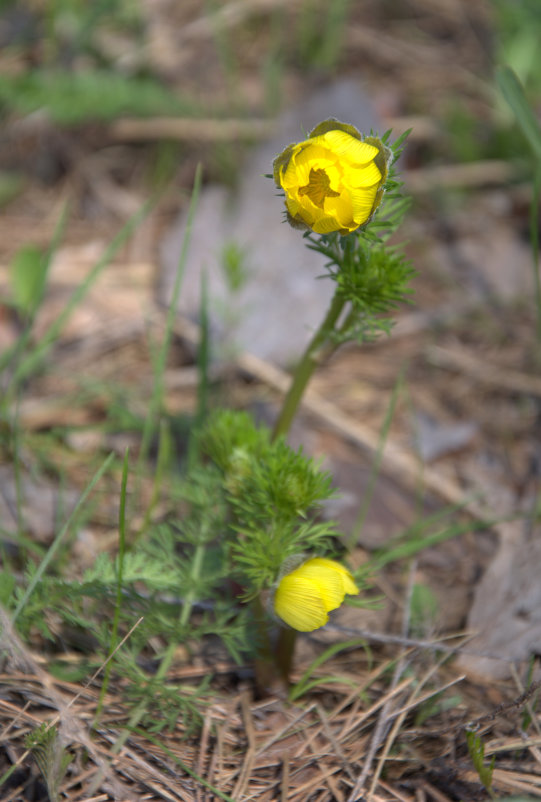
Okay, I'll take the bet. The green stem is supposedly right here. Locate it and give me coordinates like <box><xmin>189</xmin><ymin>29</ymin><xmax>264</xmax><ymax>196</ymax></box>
<box><xmin>268</xmin><ymin>287</ymin><xmax>348</xmax><ymax>687</ymax></box>
<box><xmin>253</xmin><ymin>599</ymin><xmax>296</xmax><ymax>693</ymax></box>
<box><xmin>252</xmin><ymin>594</ymin><xmax>279</xmax><ymax>695</ymax></box>
<box><xmin>275</xmin><ymin>626</ymin><xmax>296</xmax><ymax>685</ymax></box>
<box><xmin>531</xmin><ymin>163</ymin><xmax>541</xmax><ymax>343</ymax></box>
<box><xmin>272</xmin><ymin>288</ymin><xmax>347</xmax><ymax>441</ymax></box>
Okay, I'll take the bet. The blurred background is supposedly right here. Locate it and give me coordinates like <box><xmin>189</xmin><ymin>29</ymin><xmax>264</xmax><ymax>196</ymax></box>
<box><xmin>1</xmin><ymin>0</ymin><xmax>541</xmax><ymax>676</ymax></box>
<box><xmin>0</xmin><ymin>0</ymin><xmax>538</xmax><ymax>249</ymax></box>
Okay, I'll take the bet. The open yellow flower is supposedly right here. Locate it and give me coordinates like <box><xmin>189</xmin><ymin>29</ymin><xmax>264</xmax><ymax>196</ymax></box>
<box><xmin>273</xmin><ymin>119</ymin><xmax>390</xmax><ymax>235</ymax></box>
<box><xmin>273</xmin><ymin>557</ymin><xmax>359</xmax><ymax>632</ymax></box>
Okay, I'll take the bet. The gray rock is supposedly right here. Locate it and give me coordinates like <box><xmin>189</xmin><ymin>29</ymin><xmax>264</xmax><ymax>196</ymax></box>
<box><xmin>457</xmin><ymin>520</ymin><xmax>541</xmax><ymax>680</ymax></box>
<box><xmin>159</xmin><ymin>80</ymin><xmax>380</xmax><ymax>365</ymax></box>
<box><xmin>411</xmin><ymin>411</ymin><xmax>478</xmax><ymax>462</ymax></box>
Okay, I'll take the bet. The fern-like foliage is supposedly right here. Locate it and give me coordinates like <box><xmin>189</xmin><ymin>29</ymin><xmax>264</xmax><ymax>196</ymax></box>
<box><xmin>25</xmin><ymin>723</ymin><xmax>72</xmax><ymax>802</ymax></box>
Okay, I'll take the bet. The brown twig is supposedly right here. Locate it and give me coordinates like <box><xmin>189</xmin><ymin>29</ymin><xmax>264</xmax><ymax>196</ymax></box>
<box><xmin>110</xmin><ymin>117</ymin><xmax>273</xmax><ymax>143</ymax></box>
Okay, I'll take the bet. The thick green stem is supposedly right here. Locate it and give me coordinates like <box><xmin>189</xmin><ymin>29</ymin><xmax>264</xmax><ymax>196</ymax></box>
<box><xmin>275</xmin><ymin>626</ymin><xmax>296</xmax><ymax>686</ymax></box>
<box><xmin>252</xmin><ymin>594</ymin><xmax>279</xmax><ymax>695</ymax></box>
<box><xmin>531</xmin><ymin>164</ymin><xmax>541</xmax><ymax>343</ymax></box>
<box><xmin>272</xmin><ymin>289</ymin><xmax>347</xmax><ymax>441</ymax></box>
<box><xmin>253</xmin><ymin>600</ymin><xmax>296</xmax><ymax>693</ymax></box>
<box><xmin>268</xmin><ymin>288</ymin><xmax>348</xmax><ymax>687</ymax></box>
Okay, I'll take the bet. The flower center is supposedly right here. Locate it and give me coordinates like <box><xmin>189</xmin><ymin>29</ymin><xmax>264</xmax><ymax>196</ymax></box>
<box><xmin>299</xmin><ymin>167</ymin><xmax>340</xmax><ymax>209</ymax></box>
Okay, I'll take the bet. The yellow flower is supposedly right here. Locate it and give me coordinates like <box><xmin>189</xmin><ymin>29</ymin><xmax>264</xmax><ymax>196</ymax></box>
<box><xmin>273</xmin><ymin>119</ymin><xmax>390</xmax><ymax>235</ymax></box>
<box><xmin>273</xmin><ymin>557</ymin><xmax>359</xmax><ymax>632</ymax></box>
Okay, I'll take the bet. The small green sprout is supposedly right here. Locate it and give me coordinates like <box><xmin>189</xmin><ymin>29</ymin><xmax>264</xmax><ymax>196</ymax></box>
<box><xmin>466</xmin><ymin>727</ymin><xmax>496</xmax><ymax>798</ymax></box>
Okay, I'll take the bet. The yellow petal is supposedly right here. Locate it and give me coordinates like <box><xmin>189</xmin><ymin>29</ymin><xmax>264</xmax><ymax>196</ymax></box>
<box><xmin>312</xmin><ymin>214</ymin><xmax>344</xmax><ymax>234</ymax></box>
<box><xmin>293</xmin><ymin>143</ymin><xmax>335</xmax><ymax>171</ymax></box>
<box><xmin>281</xmin><ymin>145</ymin><xmax>333</xmax><ymax>191</ymax></box>
<box><xmin>343</xmin><ymin>160</ymin><xmax>382</xmax><ymax>189</ymax></box>
<box><xmin>274</xmin><ymin>575</ymin><xmax>329</xmax><ymax>631</ymax></box>
<box><xmin>304</xmin><ymin>557</ymin><xmax>359</xmax><ymax>596</ymax></box>
<box><xmin>324</xmin><ymin>191</ymin><xmax>354</xmax><ymax>229</ymax></box>
<box><xmin>275</xmin><ymin>124</ymin><xmax>387</xmax><ymax>234</ymax></box>
<box><xmin>292</xmin><ymin>565</ymin><xmax>345</xmax><ymax>611</ymax></box>
<box><xmin>349</xmin><ymin>184</ymin><xmax>379</xmax><ymax>225</ymax></box>
<box><xmin>285</xmin><ymin>195</ymin><xmax>318</xmax><ymax>228</ymax></box>
<box><xmin>281</xmin><ymin>157</ymin><xmax>310</xmax><ymax>189</ymax></box>
<box><xmin>316</xmin><ymin>130</ymin><xmax>379</xmax><ymax>165</ymax></box>
<box><xmin>323</xmin><ymin>162</ymin><xmax>343</xmax><ymax>190</ymax></box>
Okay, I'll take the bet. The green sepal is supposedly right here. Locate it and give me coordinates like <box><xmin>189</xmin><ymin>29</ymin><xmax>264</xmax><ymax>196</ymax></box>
<box><xmin>363</xmin><ymin>135</ymin><xmax>392</xmax><ymax>218</ymax></box>
<box><xmin>285</xmin><ymin>208</ymin><xmax>311</xmax><ymax>231</ymax></box>
<box><xmin>273</xmin><ymin>142</ymin><xmax>297</xmax><ymax>186</ymax></box>
<box><xmin>308</xmin><ymin>118</ymin><xmax>362</xmax><ymax>141</ymax></box>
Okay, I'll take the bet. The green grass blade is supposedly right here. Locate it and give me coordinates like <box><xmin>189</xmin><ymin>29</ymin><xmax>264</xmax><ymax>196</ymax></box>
<box><xmin>94</xmin><ymin>448</ymin><xmax>130</xmax><ymax>726</ymax></box>
<box><xmin>196</xmin><ymin>270</ymin><xmax>210</xmax><ymax>426</ymax></box>
<box><xmin>497</xmin><ymin>66</ymin><xmax>541</xmax><ymax>341</ymax></box>
<box><xmin>139</xmin><ymin>164</ymin><xmax>202</xmax><ymax>468</ymax></box>
<box><xmin>370</xmin><ymin>512</ymin><xmax>492</xmax><ymax>571</ymax></box>
<box><xmin>11</xmin><ymin>246</ymin><xmax>49</xmax><ymax>319</ymax></box>
<box><xmin>289</xmin><ymin>638</ymin><xmax>366</xmax><ymax>702</ymax></box>
<box><xmin>0</xmin><ymin>525</ymin><xmax>45</xmax><ymax>559</ymax></box>
<box><xmin>531</xmin><ymin>165</ymin><xmax>541</xmax><ymax>341</ymax></box>
<box><xmin>12</xmin><ymin>451</ymin><xmax>115</xmax><ymax>624</ymax></box>
<box><xmin>187</xmin><ymin>269</ymin><xmax>210</xmax><ymax>469</ymax></box>
<box><xmin>496</xmin><ymin>65</ymin><xmax>541</xmax><ymax>161</ymax></box>
<box><xmin>10</xmin><ymin>199</ymin><xmax>153</xmax><ymax>389</ymax></box>
<box><xmin>137</xmin><ymin>417</ymin><xmax>171</xmax><ymax>537</ymax></box>
<box><xmin>290</xmin><ymin>674</ymin><xmax>357</xmax><ymax>700</ymax></box>
<box><xmin>0</xmin><ymin>202</ymin><xmax>67</xmax><ymax>380</ymax></box>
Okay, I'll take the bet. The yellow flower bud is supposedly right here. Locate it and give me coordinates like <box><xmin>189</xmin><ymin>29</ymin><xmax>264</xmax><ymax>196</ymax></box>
<box><xmin>273</xmin><ymin>119</ymin><xmax>390</xmax><ymax>235</ymax></box>
<box><xmin>273</xmin><ymin>557</ymin><xmax>359</xmax><ymax>632</ymax></box>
